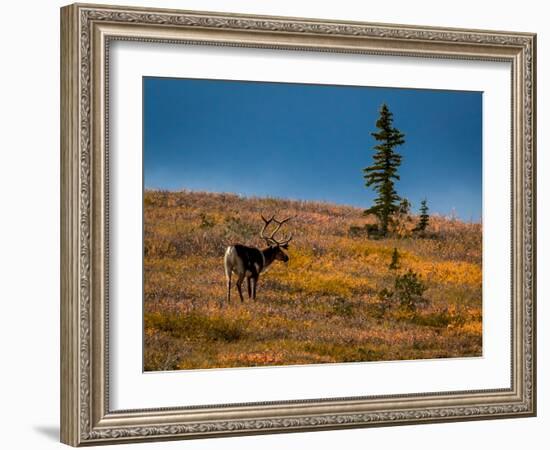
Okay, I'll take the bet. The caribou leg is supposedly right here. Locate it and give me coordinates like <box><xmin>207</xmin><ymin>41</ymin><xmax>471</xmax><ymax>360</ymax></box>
<box><xmin>236</xmin><ymin>273</ymin><xmax>245</xmax><ymax>303</ymax></box>
<box><xmin>246</xmin><ymin>277</ymin><xmax>252</xmax><ymax>299</ymax></box>
<box><xmin>225</xmin><ymin>271</ymin><xmax>232</xmax><ymax>303</ymax></box>
<box><xmin>251</xmin><ymin>277</ymin><xmax>258</xmax><ymax>300</ymax></box>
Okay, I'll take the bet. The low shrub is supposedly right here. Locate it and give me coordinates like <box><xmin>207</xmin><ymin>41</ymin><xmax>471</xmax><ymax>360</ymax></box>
<box><xmin>366</xmin><ymin>223</ymin><xmax>382</xmax><ymax>239</ymax></box>
<box><xmin>348</xmin><ymin>224</ymin><xmax>369</xmax><ymax>238</ymax></box>
<box><xmin>145</xmin><ymin>311</ymin><xmax>247</xmax><ymax>342</ymax></box>
<box><xmin>394</xmin><ymin>269</ymin><xmax>428</xmax><ymax>312</ymax></box>
<box><xmin>332</xmin><ymin>297</ymin><xmax>354</xmax><ymax>318</ymax></box>
<box><xmin>374</xmin><ymin>269</ymin><xmax>428</xmax><ymax>316</ymax></box>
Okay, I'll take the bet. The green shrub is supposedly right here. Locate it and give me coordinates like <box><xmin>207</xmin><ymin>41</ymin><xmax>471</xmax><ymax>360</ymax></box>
<box><xmin>410</xmin><ymin>308</ymin><xmax>467</xmax><ymax>329</ymax></box>
<box><xmin>348</xmin><ymin>225</ymin><xmax>368</xmax><ymax>238</ymax></box>
<box><xmin>375</xmin><ymin>269</ymin><xmax>428</xmax><ymax>316</ymax></box>
<box><xmin>332</xmin><ymin>297</ymin><xmax>354</xmax><ymax>318</ymax></box>
<box><xmin>224</xmin><ymin>216</ymin><xmax>257</xmax><ymax>242</ymax></box>
<box><xmin>365</xmin><ymin>223</ymin><xmax>382</xmax><ymax>239</ymax></box>
<box><xmin>394</xmin><ymin>269</ymin><xmax>427</xmax><ymax>311</ymax></box>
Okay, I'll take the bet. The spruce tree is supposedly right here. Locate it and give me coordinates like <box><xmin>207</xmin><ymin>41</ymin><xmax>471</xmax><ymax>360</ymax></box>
<box><xmin>388</xmin><ymin>247</ymin><xmax>400</xmax><ymax>270</ymax></box>
<box><xmin>415</xmin><ymin>199</ymin><xmax>430</xmax><ymax>232</ymax></box>
<box><xmin>363</xmin><ymin>104</ymin><xmax>405</xmax><ymax>235</ymax></box>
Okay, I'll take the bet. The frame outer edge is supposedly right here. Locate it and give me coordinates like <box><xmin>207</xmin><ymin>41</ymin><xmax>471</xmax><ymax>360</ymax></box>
<box><xmin>529</xmin><ymin>33</ymin><xmax>536</xmax><ymax>416</ymax></box>
<box><xmin>61</xmin><ymin>4</ymin><xmax>81</xmax><ymax>447</ymax></box>
<box><xmin>62</xmin><ymin>2</ymin><xmax>536</xmax><ymax>445</ymax></box>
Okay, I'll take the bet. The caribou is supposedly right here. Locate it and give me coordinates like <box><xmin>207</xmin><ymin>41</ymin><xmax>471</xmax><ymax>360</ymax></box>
<box><xmin>224</xmin><ymin>215</ymin><xmax>293</xmax><ymax>303</ymax></box>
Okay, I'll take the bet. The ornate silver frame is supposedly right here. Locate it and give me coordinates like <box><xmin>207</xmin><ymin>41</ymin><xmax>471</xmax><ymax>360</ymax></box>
<box><xmin>60</xmin><ymin>3</ymin><xmax>536</xmax><ymax>446</ymax></box>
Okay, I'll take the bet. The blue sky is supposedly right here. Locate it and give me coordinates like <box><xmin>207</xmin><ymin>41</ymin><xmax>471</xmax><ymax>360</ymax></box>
<box><xmin>143</xmin><ymin>77</ymin><xmax>482</xmax><ymax>221</ymax></box>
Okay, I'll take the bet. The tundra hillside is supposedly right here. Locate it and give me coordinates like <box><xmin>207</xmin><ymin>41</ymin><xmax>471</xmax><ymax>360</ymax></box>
<box><xmin>144</xmin><ymin>190</ymin><xmax>482</xmax><ymax>371</ymax></box>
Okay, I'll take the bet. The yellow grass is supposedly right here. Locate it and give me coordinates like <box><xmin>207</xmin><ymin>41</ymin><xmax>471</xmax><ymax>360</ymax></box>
<box><xmin>144</xmin><ymin>190</ymin><xmax>482</xmax><ymax>371</ymax></box>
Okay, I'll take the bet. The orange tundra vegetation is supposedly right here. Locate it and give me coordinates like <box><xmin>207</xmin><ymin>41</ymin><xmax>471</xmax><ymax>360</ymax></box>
<box><xmin>144</xmin><ymin>190</ymin><xmax>482</xmax><ymax>371</ymax></box>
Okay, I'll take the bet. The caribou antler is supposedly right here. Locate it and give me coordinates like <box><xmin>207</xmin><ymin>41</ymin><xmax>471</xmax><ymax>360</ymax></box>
<box><xmin>260</xmin><ymin>214</ymin><xmax>293</xmax><ymax>246</ymax></box>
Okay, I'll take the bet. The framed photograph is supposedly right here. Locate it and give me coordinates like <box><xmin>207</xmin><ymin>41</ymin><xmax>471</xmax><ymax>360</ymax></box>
<box><xmin>60</xmin><ymin>3</ymin><xmax>536</xmax><ymax>446</ymax></box>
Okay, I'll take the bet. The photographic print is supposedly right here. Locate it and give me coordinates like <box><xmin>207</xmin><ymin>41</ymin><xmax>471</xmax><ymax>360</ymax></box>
<box><xmin>143</xmin><ymin>77</ymin><xmax>482</xmax><ymax>371</ymax></box>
